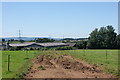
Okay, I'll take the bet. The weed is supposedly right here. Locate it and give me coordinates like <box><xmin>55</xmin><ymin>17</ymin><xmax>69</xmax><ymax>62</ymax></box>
<box><xmin>38</xmin><ymin>66</ymin><xmax>46</xmax><ymax>70</ymax></box>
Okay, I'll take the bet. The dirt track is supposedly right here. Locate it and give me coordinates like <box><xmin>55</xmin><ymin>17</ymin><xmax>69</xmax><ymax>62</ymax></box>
<box><xmin>24</xmin><ymin>54</ymin><xmax>116</xmax><ymax>78</ymax></box>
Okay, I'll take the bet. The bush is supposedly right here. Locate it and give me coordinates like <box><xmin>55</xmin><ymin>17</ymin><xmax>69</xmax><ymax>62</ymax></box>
<box><xmin>54</xmin><ymin>46</ymin><xmax>76</xmax><ymax>50</ymax></box>
<box><xmin>29</xmin><ymin>47</ymin><xmax>34</xmax><ymax>50</ymax></box>
<box><xmin>41</xmin><ymin>47</ymin><xmax>49</xmax><ymax>50</ymax></box>
<box><xmin>9</xmin><ymin>47</ymin><xmax>20</xmax><ymax>51</ymax></box>
<box><xmin>75</xmin><ymin>40</ymin><xmax>87</xmax><ymax>49</ymax></box>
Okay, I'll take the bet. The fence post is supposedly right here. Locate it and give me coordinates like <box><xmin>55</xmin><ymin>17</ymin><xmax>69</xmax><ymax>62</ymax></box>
<box><xmin>106</xmin><ymin>49</ymin><xmax>107</xmax><ymax>60</ymax></box>
<box><xmin>8</xmin><ymin>55</ymin><xmax>10</xmax><ymax>71</ymax></box>
<box><xmin>26</xmin><ymin>50</ymin><xmax>28</xmax><ymax>58</ymax></box>
<box><xmin>84</xmin><ymin>48</ymin><xmax>85</xmax><ymax>56</ymax></box>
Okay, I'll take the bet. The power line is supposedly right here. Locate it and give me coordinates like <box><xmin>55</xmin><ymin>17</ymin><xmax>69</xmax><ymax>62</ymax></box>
<box><xmin>18</xmin><ymin>30</ymin><xmax>21</xmax><ymax>41</ymax></box>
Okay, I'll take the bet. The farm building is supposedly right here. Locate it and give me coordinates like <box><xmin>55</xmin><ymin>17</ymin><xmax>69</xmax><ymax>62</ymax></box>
<box><xmin>0</xmin><ymin>42</ymin><xmax>76</xmax><ymax>50</ymax></box>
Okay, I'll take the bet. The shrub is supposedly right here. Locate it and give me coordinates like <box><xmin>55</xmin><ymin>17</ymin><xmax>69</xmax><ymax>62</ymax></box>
<box><xmin>54</xmin><ymin>46</ymin><xmax>76</xmax><ymax>50</ymax></box>
<box><xmin>29</xmin><ymin>47</ymin><xmax>34</xmax><ymax>50</ymax></box>
<box><xmin>9</xmin><ymin>47</ymin><xmax>20</xmax><ymax>51</ymax></box>
<box><xmin>41</xmin><ymin>47</ymin><xmax>49</xmax><ymax>50</ymax></box>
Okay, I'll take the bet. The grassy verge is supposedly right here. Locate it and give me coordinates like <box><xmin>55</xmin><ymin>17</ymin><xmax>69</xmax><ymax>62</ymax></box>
<box><xmin>59</xmin><ymin>50</ymin><xmax>119</xmax><ymax>77</ymax></box>
<box><xmin>2</xmin><ymin>50</ymin><xmax>43</xmax><ymax>78</ymax></box>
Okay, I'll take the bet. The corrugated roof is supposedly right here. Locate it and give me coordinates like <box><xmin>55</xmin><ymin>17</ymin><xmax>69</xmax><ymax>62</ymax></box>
<box><xmin>65</xmin><ymin>43</ymin><xmax>76</xmax><ymax>47</ymax></box>
<box><xmin>36</xmin><ymin>43</ymin><xmax>68</xmax><ymax>47</ymax></box>
<box><xmin>9</xmin><ymin>42</ymin><xmax>76</xmax><ymax>47</ymax></box>
<box><xmin>9</xmin><ymin>42</ymin><xmax>36</xmax><ymax>47</ymax></box>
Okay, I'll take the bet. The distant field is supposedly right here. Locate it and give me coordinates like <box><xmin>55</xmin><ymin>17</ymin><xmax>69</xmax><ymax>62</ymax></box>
<box><xmin>2</xmin><ymin>50</ymin><xmax>119</xmax><ymax>78</ymax></box>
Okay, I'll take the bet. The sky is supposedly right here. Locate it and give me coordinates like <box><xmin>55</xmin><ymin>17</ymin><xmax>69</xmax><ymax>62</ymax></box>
<box><xmin>2</xmin><ymin>2</ymin><xmax>118</xmax><ymax>38</ymax></box>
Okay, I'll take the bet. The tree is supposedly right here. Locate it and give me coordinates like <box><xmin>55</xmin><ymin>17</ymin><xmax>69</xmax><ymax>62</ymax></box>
<box><xmin>75</xmin><ymin>40</ymin><xmax>87</xmax><ymax>49</ymax></box>
<box><xmin>97</xmin><ymin>27</ymin><xmax>107</xmax><ymax>48</ymax></box>
<box><xmin>105</xmin><ymin>25</ymin><xmax>117</xmax><ymax>49</ymax></box>
<box><xmin>2</xmin><ymin>38</ymin><xmax>5</xmax><ymax>42</ymax></box>
<box><xmin>20</xmin><ymin>40</ymin><xmax>25</xmax><ymax>43</ymax></box>
<box><xmin>35</xmin><ymin>38</ymin><xmax>55</xmax><ymax>43</ymax></box>
<box><xmin>116</xmin><ymin>34</ymin><xmax>120</xmax><ymax>49</ymax></box>
<box><xmin>88</xmin><ymin>25</ymin><xmax>117</xmax><ymax>49</ymax></box>
<box><xmin>87</xmin><ymin>28</ymin><xmax>99</xmax><ymax>49</ymax></box>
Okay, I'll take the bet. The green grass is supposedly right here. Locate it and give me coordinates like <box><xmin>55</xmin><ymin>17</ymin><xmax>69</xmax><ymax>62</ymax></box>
<box><xmin>2</xmin><ymin>50</ymin><xmax>44</xmax><ymax>78</ymax></box>
<box><xmin>0</xmin><ymin>51</ymin><xmax>2</xmax><ymax>79</ymax></box>
<box><xmin>2</xmin><ymin>50</ymin><xmax>119</xmax><ymax>78</ymax></box>
<box><xmin>59</xmin><ymin>50</ymin><xmax>119</xmax><ymax>76</ymax></box>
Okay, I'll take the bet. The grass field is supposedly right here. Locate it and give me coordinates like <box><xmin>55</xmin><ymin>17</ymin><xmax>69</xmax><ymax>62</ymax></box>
<box><xmin>60</xmin><ymin>50</ymin><xmax>119</xmax><ymax>76</ymax></box>
<box><xmin>2</xmin><ymin>50</ymin><xmax>44</xmax><ymax>78</ymax></box>
<box><xmin>2</xmin><ymin>50</ymin><xmax>119</xmax><ymax>78</ymax></box>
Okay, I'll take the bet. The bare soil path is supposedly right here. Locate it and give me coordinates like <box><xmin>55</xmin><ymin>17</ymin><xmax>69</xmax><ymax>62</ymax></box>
<box><xmin>24</xmin><ymin>54</ymin><xmax>116</xmax><ymax>78</ymax></box>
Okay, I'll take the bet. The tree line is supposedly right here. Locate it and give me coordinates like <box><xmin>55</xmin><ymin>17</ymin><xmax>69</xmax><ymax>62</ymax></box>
<box><xmin>75</xmin><ymin>25</ymin><xmax>120</xmax><ymax>49</ymax></box>
<box><xmin>2</xmin><ymin>38</ymin><xmax>55</xmax><ymax>43</ymax></box>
